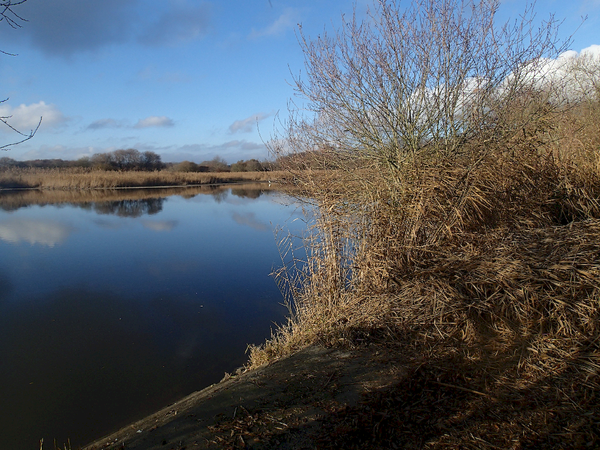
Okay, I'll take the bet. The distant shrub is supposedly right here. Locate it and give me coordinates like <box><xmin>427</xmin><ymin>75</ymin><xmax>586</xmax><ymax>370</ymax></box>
<box><xmin>199</xmin><ymin>156</ymin><xmax>230</xmax><ymax>172</ymax></box>
<box><xmin>170</xmin><ymin>161</ymin><xmax>201</xmax><ymax>172</ymax></box>
<box><xmin>231</xmin><ymin>158</ymin><xmax>264</xmax><ymax>172</ymax></box>
<box><xmin>90</xmin><ymin>149</ymin><xmax>164</xmax><ymax>171</ymax></box>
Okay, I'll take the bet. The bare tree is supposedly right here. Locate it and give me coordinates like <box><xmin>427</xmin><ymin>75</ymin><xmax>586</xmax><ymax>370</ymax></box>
<box><xmin>272</xmin><ymin>0</ymin><xmax>569</xmax><ymax>172</ymax></box>
<box><xmin>1</xmin><ymin>0</ymin><xmax>40</xmax><ymax>151</ymax></box>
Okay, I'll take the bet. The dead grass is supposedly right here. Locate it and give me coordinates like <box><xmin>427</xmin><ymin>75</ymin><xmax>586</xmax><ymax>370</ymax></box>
<box><xmin>0</xmin><ymin>168</ymin><xmax>287</xmax><ymax>190</ymax></box>
<box><xmin>248</xmin><ymin>99</ymin><xmax>600</xmax><ymax>447</ymax></box>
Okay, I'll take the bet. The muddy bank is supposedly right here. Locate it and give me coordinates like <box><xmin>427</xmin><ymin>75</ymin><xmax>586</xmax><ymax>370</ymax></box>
<box><xmin>82</xmin><ymin>345</ymin><xmax>407</xmax><ymax>450</ymax></box>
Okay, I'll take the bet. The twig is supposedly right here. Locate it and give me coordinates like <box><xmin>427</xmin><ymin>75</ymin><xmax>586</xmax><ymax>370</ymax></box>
<box><xmin>433</xmin><ymin>381</ymin><xmax>495</xmax><ymax>399</ymax></box>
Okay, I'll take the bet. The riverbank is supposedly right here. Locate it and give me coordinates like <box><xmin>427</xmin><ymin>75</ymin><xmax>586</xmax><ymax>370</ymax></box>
<box><xmin>82</xmin><ymin>344</ymin><xmax>410</xmax><ymax>450</ymax></box>
<box><xmin>83</xmin><ymin>333</ymin><xmax>600</xmax><ymax>449</ymax></box>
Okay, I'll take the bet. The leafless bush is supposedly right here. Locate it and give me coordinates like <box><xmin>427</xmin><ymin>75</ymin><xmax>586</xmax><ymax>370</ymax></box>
<box><xmin>272</xmin><ymin>0</ymin><xmax>568</xmax><ymax>174</ymax></box>
<box><xmin>257</xmin><ymin>0</ymin><xmax>600</xmax><ymax>393</ymax></box>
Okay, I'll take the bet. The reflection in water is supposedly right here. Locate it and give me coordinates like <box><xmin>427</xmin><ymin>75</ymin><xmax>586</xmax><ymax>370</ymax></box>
<box><xmin>0</xmin><ymin>183</ymin><xmax>273</xmax><ymax>213</ymax></box>
<box><xmin>93</xmin><ymin>217</ymin><xmax>126</xmax><ymax>229</ymax></box>
<box><xmin>142</xmin><ymin>219</ymin><xmax>178</xmax><ymax>232</ymax></box>
<box><xmin>210</xmin><ymin>189</ymin><xmax>229</xmax><ymax>203</ymax></box>
<box><xmin>232</xmin><ymin>212</ymin><xmax>270</xmax><ymax>231</ymax></box>
<box><xmin>231</xmin><ymin>187</ymin><xmax>263</xmax><ymax>199</ymax></box>
<box><xmin>91</xmin><ymin>198</ymin><xmax>165</xmax><ymax>217</ymax></box>
<box><xmin>0</xmin><ymin>185</ymin><xmax>302</xmax><ymax>450</ymax></box>
<box><xmin>0</xmin><ymin>287</ymin><xmax>257</xmax><ymax>450</ymax></box>
<box><xmin>0</xmin><ymin>219</ymin><xmax>74</xmax><ymax>246</ymax></box>
<box><xmin>0</xmin><ymin>273</ymin><xmax>13</xmax><ymax>302</ymax></box>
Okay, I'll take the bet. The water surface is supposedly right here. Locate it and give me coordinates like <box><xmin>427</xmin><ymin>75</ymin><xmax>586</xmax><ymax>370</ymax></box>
<box><xmin>0</xmin><ymin>185</ymin><xmax>304</xmax><ymax>450</ymax></box>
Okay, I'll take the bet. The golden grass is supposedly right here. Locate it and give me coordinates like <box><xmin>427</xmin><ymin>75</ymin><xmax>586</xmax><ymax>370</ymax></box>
<box><xmin>248</xmin><ymin>101</ymin><xmax>600</xmax><ymax>447</ymax></box>
<box><xmin>0</xmin><ymin>168</ymin><xmax>288</xmax><ymax>190</ymax></box>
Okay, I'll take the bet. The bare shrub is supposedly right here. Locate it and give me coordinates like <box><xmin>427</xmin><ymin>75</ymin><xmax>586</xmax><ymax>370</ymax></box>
<box><xmin>272</xmin><ymin>0</ymin><xmax>568</xmax><ymax>176</ymax></box>
<box><xmin>255</xmin><ymin>6</ymin><xmax>600</xmax><ymax>443</ymax></box>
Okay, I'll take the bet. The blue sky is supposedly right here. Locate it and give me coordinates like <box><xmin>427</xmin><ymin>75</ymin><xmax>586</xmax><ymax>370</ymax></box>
<box><xmin>0</xmin><ymin>0</ymin><xmax>599</xmax><ymax>164</ymax></box>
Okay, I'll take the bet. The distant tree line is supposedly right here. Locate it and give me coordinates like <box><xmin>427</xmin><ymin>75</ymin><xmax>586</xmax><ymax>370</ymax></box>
<box><xmin>0</xmin><ymin>156</ymin><xmax>79</xmax><ymax>169</ymax></box>
<box><xmin>0</xmin><ymin>151</ymin><xmax>278</xmax><ymax>172</ymax></box>
<box><xmin>168</xmin><ymin>156</ymin><xmax>229</xmax><ymax>173</ymax></box>
<box><xmin>0</xmin><ymin>149</ymin><xmax>164</xmax><ymax>171</ymax></box>
<box><xmin>166</xmin><ymin>156</ymin><xmax>277</xmax><ymax>172</ymax></box>
<box><xmin>86</xmin><ymin>149</ymin><xmax>164</xmax><ymax>171</ymax></box>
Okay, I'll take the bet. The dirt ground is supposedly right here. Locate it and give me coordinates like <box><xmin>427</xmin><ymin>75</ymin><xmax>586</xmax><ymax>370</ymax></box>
<box><xmin>82</xmin><ymin>345</ymin><xmax>409</xmax><ymax>450</ymax></box>
<box><xmin>82</xmin><ymin>340</ymin><xmax>600</xmax><ymax>450</ymax></box>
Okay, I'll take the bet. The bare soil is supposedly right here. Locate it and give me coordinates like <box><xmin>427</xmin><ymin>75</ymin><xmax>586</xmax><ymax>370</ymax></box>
<box><xmin>82</xmin><ymin>337</ymin><xmax>600</xmax><ymax>450</ymax></box>
<box><xmin>82</xmin><ymin>345</ymin><xmax>409</xmax><ymax>450</ymax></box>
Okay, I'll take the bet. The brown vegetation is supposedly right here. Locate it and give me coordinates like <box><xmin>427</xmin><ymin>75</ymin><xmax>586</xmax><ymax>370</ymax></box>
<box><xmin>248</xmin><ymin>0</ymin><xmax>600</xmax><ymax>447</ymax></box>
<box><xmin>0</xmin><ymin>168</ymin><xmax>287</xmax><ymax>190</ymax></box>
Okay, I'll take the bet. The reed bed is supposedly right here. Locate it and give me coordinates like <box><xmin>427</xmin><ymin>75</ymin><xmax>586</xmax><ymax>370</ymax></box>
<box><xmin>0</xmin><ymin>168</ymin><xmax>286</xmax><ymax>190</ymax></box>
<box><xmin>248</xmin><ymin>100</ymin><xmax>600</xmax><ymax>447</ymax></box>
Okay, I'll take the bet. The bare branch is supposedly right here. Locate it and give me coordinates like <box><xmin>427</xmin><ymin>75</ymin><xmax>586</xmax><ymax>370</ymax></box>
<box><xmin>1</xmin><ymin>1</ymin><xmax>40</xmax><ymax>151</ymax></box>
<box><xmin>0</xmin><ymin>114</ymin><xmax>41</xmax><ymax>151</ymax></box>
<box><xmin>272</xmin><ymin>0</ymin><xmax>572</xmax><ymax>173</ymax></box>
<box><xmin>0</xmin><ymin>0</ymin><xmax>28</xmax><ymax>29</ymax></box>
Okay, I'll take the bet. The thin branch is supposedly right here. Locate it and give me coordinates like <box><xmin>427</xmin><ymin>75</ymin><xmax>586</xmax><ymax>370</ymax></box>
<box><xmin>0</xmin><ymin>116</ymin><xmax>41</xmax><ymax>151</ymax></box>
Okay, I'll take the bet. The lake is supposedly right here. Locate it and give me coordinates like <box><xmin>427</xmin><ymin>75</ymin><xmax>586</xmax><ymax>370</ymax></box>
<box><xmin>0</xmin><ymin>184</ymin><xmax>305</xmax><ymax>450</ymax></box>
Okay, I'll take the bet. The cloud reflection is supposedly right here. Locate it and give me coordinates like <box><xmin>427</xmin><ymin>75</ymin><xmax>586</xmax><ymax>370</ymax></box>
<box><xmin>142</xmin><ymin>220</ymin><xmax>178</xmax><ymax>232</ymax></box>
<box><xmin>0</xmin><ymin>219</ymin><xmax>73</xmax><ymax>247</ymax></box>
<box><xmin>93</xmin><ymin>218</ymin><xmax>125</xmax><ymax>230</ymax></box>
<box><xmin>231</xmin><ymin>212</ymin><xmax>269</xmax><ymax>232</ymax></box>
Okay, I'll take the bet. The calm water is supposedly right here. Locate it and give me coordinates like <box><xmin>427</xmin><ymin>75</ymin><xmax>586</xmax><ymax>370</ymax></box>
<box><xmin>0</xmin><ymin>185</ymin><xmax>304</xmax><ymax>450</ymax></box>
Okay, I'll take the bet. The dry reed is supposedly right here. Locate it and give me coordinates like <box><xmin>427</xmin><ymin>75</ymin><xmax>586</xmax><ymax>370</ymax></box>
<box><xmin>248</xmin><ymin>86</ymin><xmax>600</xmax><ymax>448</ymax></box>
<box><xmin>0</xmin><ymin>168</ymin><xmax>287</xmax><ymax>190</ymax></box>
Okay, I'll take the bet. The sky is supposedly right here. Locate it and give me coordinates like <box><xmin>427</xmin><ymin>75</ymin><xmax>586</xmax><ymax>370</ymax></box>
<box><xmin>0</xmin><ymin>0</ymin><xmax>599</xmax><ymax>164</ymax></box>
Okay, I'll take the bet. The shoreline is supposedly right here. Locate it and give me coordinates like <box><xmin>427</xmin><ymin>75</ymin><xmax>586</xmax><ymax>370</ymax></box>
<box><xmin>0</xmin><ymin>169</ymin><xmax>290</xmax><ymax>191</ymax></box>
<box><xmin>0</xmin><ymin>179</ymin><xmax>275</xmax><ymax>192</ymax></box>
<box><xmin>81</xmin><ymin>344</ymin><xmax>407</xmax><ymax>450</ymax></box>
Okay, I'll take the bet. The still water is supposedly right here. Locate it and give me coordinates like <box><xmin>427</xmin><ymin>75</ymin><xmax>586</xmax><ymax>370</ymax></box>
<box><xmin>0</xmin><ymin>184</ymin><xmax>304</xmax><ymax>450</ymax></box>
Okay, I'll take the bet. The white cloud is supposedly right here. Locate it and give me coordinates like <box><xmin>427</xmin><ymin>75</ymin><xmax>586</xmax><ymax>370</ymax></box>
<box><xmin>581</xmin><ymin>44</ymin><xmax>600</xmax><ymax>57</ymax></box>
<box><xmin>134</xmin><ymin>116</ymin><xmax>175</xmax><ymax>129</ymax></box>
<box><xmin>249</xmin><ymin>8</ymin><xmax>298</xmax><ymax>39</ymax></box>
<box><xmin>16</xmin><ymin>144</ymin><xmax>113</xmax><ymax>161</ymax></box>
<box><xmin>515</xmin><ymin>45</ymin><xmax>600</xmax><ymax>103</ymax></box>
<box><xmin>0</xmin><ymin>101</ymin><xmax>67</xmax><ymax>133</ymax></box>
<box><xmin>229</xmin><ymin>112</ymin><xmax>272</xmax><ymax>133</ymax></box>
<box><xmin>87</xmin><ymin>118</ymin><xmax>127</xmax><ymax>130</ymax></box>
<box><xmin>583</xmin><ymin>0</ymin><xmax>600</xmax><ymax>9</ymax></box>
<box><xmin>87</xmin><ymin>115</ymin><xmax>176</xmax><ymax>130</ymax></box>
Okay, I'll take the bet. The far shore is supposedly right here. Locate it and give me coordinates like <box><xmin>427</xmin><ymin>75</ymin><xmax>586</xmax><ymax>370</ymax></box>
<box><xmin>0</xmin><ymin>168</ymin><xmax>291</xmax><ymax>191</ymax></box>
